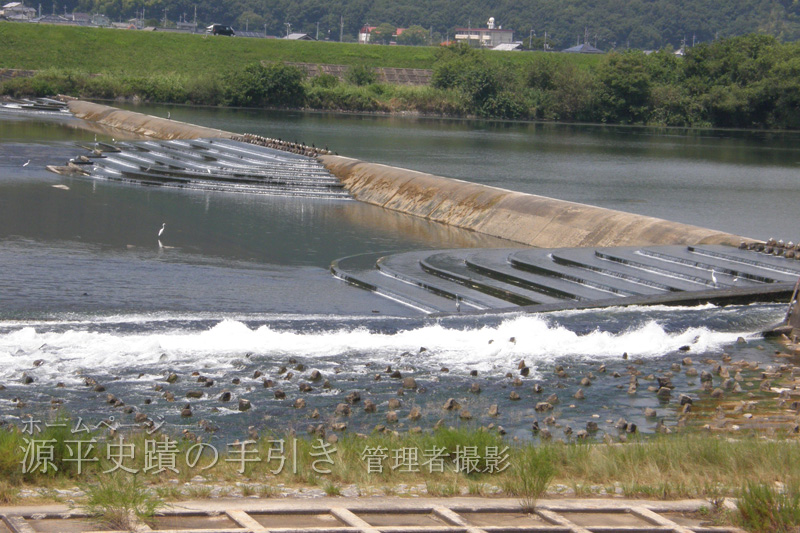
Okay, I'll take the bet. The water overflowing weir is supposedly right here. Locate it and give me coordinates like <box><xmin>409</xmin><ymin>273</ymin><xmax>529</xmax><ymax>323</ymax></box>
<box><xmin>48</xmin><ymin>138</ymin><xmax>351</xmax><ymax>199</ymax></box>
<box><xmin>56</xmin><ymin>99</ymin><xmax>800</xmax><ymax>319</ymax></box>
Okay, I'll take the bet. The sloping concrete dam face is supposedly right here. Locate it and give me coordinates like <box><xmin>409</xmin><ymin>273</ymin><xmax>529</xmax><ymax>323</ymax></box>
<box><xmin>67</xmin><ymin>100</ymin><xmax>748</xmax><ymax>248</ymax></box>
<box><xmin>68</xmin><ymin>100</ymin><xmax>235</xmax><ymax>140</ymax></box>
<box><xmin>319</xmin><ymin>155</ymin><xmax>750</xmax><ymax>248</ymax></box>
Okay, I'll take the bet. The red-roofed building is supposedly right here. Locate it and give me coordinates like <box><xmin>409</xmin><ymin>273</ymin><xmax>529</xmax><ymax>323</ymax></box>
<box><xmin>359</xmin><ymin>25</ymin><xmax>406</xmax><ymax>44</ymax></box>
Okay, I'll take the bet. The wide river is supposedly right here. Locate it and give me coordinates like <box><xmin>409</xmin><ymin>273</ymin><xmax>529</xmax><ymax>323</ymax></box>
<box><xmin>1</xmin><ymin>105</ymin><xmax>798</xmax><ymax>448</ymax></box>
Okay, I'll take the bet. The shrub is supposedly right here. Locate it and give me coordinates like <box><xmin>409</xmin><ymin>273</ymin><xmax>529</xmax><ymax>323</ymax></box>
<box><xmin>311</xmin><ymin>73</ymin><xmax>339</xmax><ymax>88</ymax></box>
<box><xmin>345</xmin><ymin>64</ymin><xmax>378</xmax><ymax>86</ymax></box>
<box><xmin>226</xmin><ymin>62</ymin><xmax>306</xmax><ymax>108</ymax></box>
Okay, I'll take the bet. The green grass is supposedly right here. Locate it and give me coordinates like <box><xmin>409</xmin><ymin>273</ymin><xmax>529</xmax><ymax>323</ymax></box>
<box><xmin>2</xmin><ymin>416</ymin><xmax>800</xmax><ymax>506</ymax></box>
<box><xmin>81</xmin><ymin>473</ymin><xmax>164</xmax><ymax>530</ymax></box>
<box><xmin>0</xmin><ymin>21</ymin><xmax>599</xmax><ymax>78</ymax></box>
<box><xmin>736</xmin><ymin>481</ymin><xmax>800</xmax><ymax>532</ymax></box>
<box><xmin>503</xmin><ymin>446</ymin><xmax>556</xmax><ymax>512</ymax></box>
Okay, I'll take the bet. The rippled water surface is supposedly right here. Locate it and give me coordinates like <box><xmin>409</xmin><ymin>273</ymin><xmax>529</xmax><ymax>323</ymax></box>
<box><xmin>0</xmin><ymin>107</ymin><xmax>796</xmax><ymax>442</ymax></box>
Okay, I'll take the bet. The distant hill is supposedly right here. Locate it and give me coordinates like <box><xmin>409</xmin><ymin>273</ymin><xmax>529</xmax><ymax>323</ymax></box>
<box><xmin>61</xmin><ymin>0</ymin><xmax>800</xmax><ymax>49</ymax></box>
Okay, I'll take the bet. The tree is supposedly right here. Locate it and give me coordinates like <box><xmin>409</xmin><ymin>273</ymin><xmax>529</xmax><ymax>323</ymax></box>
<box><xmin>370</xmin><ymin>23</ymin><xmax>396</xmax><ymax>44</ymax></box>
<box><xmin>397</xmin><ymin>25</ymin><xmax>428</xmax><ymax>46</ymax></box>
<box><xmin>235</xmin><ymin>11</ymin><xmax>265</xmax><ymax>32</ymax></box>
<box><xmin>595</xmin><ymin>51</ymin><xmax>652</xmax><ymax>123</ymax></box>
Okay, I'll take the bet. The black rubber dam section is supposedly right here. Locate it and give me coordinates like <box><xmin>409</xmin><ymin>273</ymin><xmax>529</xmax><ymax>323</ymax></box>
<box><xmin>47</xmin><ymin>138</ymin><xmax>351</xmax><ymax>199</ymax></box>
<box><xmin>331</xmin><ymin>244</ymin><xmax>800</xmax><ymax>314</ymax></box>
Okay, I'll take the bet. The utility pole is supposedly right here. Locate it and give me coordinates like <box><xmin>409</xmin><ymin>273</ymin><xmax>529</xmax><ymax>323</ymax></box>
<box><xmin>163</xmin><ymin>7</ymin><xmax>167</xmax><ymax>28</ymax></box>
<box><xmin>316</xmin><ymin>21</ymin><xmax>319</xmax><ymax>40</ymax></box>
<box><xmin>339</xmin><ymin>15</ymin><xmax>343</xmax><ymax>42</ymax></box>
<box><xmin>246</xmin><ymin>18</ymin><xmax>248</xmax><ymax>31</ymax></box>
<box><xmin>544</xmin><ymin>31</ymin><xmax>547</xmax><ymax>51</ymax></box>
<box><xmin>529</xmin><ymin>29</ymin><xmax>533</xmax><ymax>49</ymax></box>
<box><xmin>193</xmin><ymin>6</ymin><xmax>196</xmax><ymax>28</ymax></box>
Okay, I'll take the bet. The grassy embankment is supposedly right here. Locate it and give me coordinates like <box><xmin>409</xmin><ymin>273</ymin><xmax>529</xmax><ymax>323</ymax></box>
<box><xmin>4</xmin><ymin>23</ymin><xmax>800</xmax><ymax>128</ymax></box>
<box><xmin>0</xmin><ymin>21</ymin><xmax>598</xmax><ymax>117</ymax></box>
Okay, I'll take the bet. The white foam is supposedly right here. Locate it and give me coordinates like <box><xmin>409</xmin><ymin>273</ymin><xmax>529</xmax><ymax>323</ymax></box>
<box><xmin>0</xmin><ymin>314</ymin><xmax>758</xmax><ymax>383</ymax></box>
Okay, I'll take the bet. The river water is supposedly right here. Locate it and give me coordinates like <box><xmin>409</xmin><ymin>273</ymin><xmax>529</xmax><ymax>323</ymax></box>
<box><xmin>1</xmin><ymin>106</ymin><xmax>798</xmax><ymax>448</ymax></box>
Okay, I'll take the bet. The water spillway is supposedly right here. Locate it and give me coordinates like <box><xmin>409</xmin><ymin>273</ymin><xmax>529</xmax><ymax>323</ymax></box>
<box><xmin>49</xmin><ymin>138</ymin><xmax>350</xmax><ymax>199</ymax></box>
<box><xmin>332</xmin><ymin>244</ymin><xmax>800</xmax><ymax>314</ymax></box>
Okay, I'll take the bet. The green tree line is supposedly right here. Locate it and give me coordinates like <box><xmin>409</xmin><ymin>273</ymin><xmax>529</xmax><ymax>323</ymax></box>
<box><xmin>35</xmin><ymin>0</ymin><xmax>800</xmax><ymax>49</ymax></box>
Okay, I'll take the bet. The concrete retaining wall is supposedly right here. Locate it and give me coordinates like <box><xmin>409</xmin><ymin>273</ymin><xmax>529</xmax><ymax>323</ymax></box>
<box><xmin>319</xmin><ymin>155</ymin><xmax>750</xmax><ymax>248</ymax></box>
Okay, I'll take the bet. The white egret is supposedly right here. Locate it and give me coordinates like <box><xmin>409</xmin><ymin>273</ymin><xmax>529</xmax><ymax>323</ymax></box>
<box><xmin>22</xmin><ymin>159</ymin><xmax>30</xmax><ymax>167</ymax></box>
<box><xmin>711</xmin><ymin>269</ymin><xmax>718</xmax><ymax>287</ymax></box>
<box><xmin>158</xmin><ymin>223</ymin><xmax>166</xmax><ymax>237</ymax></box>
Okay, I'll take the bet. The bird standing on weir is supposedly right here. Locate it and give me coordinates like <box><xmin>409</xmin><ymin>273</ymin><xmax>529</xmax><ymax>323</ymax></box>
<box><xmin>158</xmin><ymin>223</ymin><xmax>166</xmax><ymax>237</ymax></box>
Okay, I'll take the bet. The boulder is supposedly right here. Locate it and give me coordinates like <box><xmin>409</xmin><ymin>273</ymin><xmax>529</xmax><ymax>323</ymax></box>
<box><xmin>443</xmin><ymin>398</ymin><xmax>460</xmax><ymax>411</ymax></box>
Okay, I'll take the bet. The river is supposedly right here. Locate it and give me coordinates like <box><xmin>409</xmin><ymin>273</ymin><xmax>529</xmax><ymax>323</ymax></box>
<box><xmin>0</xmin><ymin>105</ymin><xmax>797</xmax><ymax>447</ymax></box>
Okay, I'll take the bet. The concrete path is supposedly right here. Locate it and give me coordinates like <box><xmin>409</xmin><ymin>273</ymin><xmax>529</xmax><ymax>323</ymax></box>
<box><xmin>0</xmin><ymin>496</ymin><xmax>740</xmax><ymax>532</ymax></box>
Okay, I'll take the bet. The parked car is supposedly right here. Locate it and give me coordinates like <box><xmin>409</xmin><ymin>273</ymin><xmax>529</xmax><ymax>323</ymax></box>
<box><xmin>206</xmin><ymin>24</ymin><xmax>235</xmax><ymax>36</ymax></box>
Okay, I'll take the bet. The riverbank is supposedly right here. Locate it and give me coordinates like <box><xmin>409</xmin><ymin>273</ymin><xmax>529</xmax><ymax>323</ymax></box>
<box><xmin>2</xmin><ymin>23</ymin><xmax>799</xmax><ymax>128</ymax></box>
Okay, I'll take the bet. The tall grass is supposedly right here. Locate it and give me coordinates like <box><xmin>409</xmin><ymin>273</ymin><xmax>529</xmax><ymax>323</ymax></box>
<box><xmin>736</xmin><ymin>481</ymin><xmax>800</xmax><ymax>532</ymax></box>
<box><xmin>81</xmin><ymin>472</ymin><xmax>164</xmax><ymax>530</ymax></box>
<box><xmin>503</xmin><ymin>446</ymin><xmax>555</xmax><ymax>512</ymax></box>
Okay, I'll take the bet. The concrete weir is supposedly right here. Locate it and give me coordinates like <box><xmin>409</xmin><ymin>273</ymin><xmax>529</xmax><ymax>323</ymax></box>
<box><xmin>319</xmin><ymin>155</ymin><xmax>750</xmax><ymax>249</ymax></box>
<box><xmin>68</xmin><ymin>100</ymin><xmax>236</xmax><ymax>140</ymax></box>
<box><xmin>67</xmin><ymin>100</ymin><xmax>750</xmax><ymax>248</ymax></box>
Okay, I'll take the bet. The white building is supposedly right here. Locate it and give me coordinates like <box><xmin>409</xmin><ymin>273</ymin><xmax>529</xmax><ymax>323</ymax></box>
<box><xmin>454</xmin><ymin>17</ymin><xmax>514</xmax><ymax>48</ymax></box>
<box><xmin>2</xmin><ymin>2</ymin><xmax>36</xmax><ymax>20</ymax></box>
